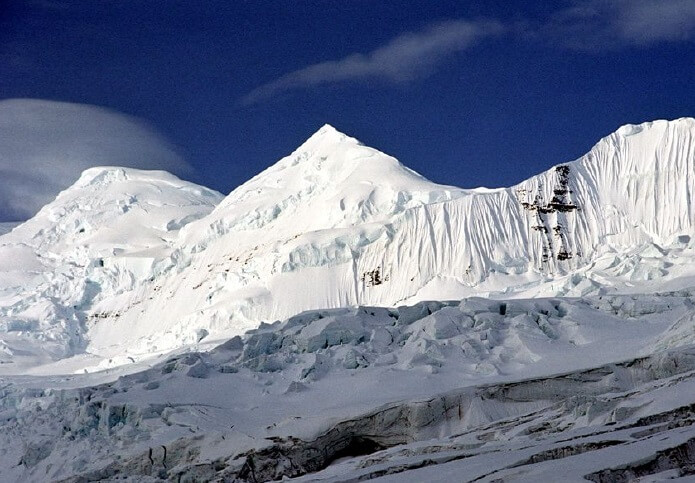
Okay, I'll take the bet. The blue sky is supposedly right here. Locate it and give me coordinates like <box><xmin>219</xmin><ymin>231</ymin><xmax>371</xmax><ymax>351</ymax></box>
<box><xmin>1</xmin><ymin>0</ymin><xmax>694</xmax><ymax>220</ymax></box>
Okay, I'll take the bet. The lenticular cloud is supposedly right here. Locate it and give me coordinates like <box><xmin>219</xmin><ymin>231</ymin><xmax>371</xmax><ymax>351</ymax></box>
<box><xmin>0</xmin><ymin>98</ymin><xmax>190</xmax><ymax>220</ymax></box>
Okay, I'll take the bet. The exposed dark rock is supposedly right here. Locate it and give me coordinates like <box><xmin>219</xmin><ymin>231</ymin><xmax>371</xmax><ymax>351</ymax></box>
<box><xmin>362</xmin><ymin>267</ymin><xmax>383</xmax><ymax>287</ymax></box>
<box><xmin>585</xmin><ymin>437</ymin><xmax>695</xmax><ymax>482</ymax></box>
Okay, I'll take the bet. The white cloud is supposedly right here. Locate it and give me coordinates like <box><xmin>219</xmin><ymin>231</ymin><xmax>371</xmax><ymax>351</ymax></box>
<box><xmin>616</xmin><ymin>0</ymin><xmax>695</xmax><ymax>44</ymax></box>
<box><xmin>242</xmin><ymin>4</ymin><xmax>694</xmax><ymax>104</ymax></box>
<box><xmin>0</xmin><ymin>99</ymin><xmax>191</xmax><ymax>221</ymax></box>
<box><xmin>546</xmin><ymin>0</ymin><xmax>695</xmax><ymax>49</ymax></box>
<box><xmin>241</xmin><ymin>19</ymin><xmax>503</xmax><ymax>104</ymax></box>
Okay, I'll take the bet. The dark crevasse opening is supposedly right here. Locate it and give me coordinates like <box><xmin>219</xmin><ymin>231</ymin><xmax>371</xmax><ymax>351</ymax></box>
<box><xmin>326</xmin><ymin>436</ymin><xmax>387</xmax><ymax>466</ymax></box>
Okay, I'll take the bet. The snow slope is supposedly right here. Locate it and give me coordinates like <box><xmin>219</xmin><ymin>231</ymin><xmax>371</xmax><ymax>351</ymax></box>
<box><xmin>1</xmin><ymin>118</ymin><xmax>695</xmax><ymax>481</ymax></box>
<box><xmin>1</xmin><ymin>118</ymin><xmax>695</xmax><ymax>370</ymax></box>
<box><xmin>84</xmin><ymin>118</ymin><xmax>695</xmax><ymax>365</ymax></box>
<box><xmin>0</xmin><ymin>167</ymin><xmax>222</xmax><ymax>371</ymax></box>
<box><xmin>0</xmin><ymin>222</ymin><xmax>19</xmax><ymax>236</ymax></box>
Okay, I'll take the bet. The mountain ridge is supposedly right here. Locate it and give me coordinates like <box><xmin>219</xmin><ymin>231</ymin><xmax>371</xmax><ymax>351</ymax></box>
<box><xmin>1</xmin><ymin>117</ymin><xmax>694</xmax><ymax>371</ymax></box>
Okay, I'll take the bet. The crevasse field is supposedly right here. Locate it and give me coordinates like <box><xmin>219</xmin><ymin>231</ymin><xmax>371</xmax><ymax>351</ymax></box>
<box><xmin>1</xmin><ymin>119</ymin><xmax>695</xmax><ymax>481</ymax></box>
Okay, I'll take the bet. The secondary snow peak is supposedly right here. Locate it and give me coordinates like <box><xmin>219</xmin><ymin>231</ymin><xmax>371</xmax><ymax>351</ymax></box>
<box><xmin>74</xmin><ymin>166</ymin><xmax>129</xmax><ymax>187</ymax></box>
<box><xmin>73</xmin><ymin>166</ymin><xmax>201</xmax><ymax>189</ymax></box>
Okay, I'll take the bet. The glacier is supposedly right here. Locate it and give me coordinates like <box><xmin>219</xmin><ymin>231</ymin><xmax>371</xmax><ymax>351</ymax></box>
<box><xmin>2</xmin><ymin>294</ymin><xmax>695</xmax><ymax>481</ymax></box>
<box><xmin>1</xmin><ymin>118</ymin><xmax>695</xmax><ymax>481</ymax></box>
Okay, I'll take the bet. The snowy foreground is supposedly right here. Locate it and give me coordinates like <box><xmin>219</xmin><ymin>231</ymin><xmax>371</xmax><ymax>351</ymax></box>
<box><xmin>2</xmin><ymin>294</ymin><xmax>695</xmax><ymax>481</ymax></box>
<box><xmin>1</xmin><ymin>118</ymin><xmax>695</xmax><ymax>480</ymax></box>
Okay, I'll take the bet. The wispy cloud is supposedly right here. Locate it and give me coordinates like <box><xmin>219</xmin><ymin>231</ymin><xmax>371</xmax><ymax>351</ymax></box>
<box><xmin>0</xmin><ymin>99</ymin><xmax>191</xmax><ymax>221</ymax></box>
<box><xmin>241</xmin><ymin>19</ymin><xmax>504</xmax><ymax>105</ymax></box>
<box><xmin>545</xmin><ymin>0</ymin><xmax>695</xmax><ymax>50</ymax></box>
<box><xmin>613</xmin><ymin>0</ymin><xmax>695</xmax><ymax>44</ymax></box>
<box><xmin>243</xmin><ymin>3</ymin><xmax>695</xmax><ymax>104</ymax></box>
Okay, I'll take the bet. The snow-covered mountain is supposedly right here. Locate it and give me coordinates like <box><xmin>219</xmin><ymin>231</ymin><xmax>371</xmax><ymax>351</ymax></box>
<box><xmin>1</xmin><ymin>119</ymin><xmax>695</xmax><ymax>371</ymax></box>
<box><xmin>0</xmin><ymin>167</ymin><xmax>222</xmax><ymax>370</ymax></box>
<box><xmin>0</xmin><ymin>98</ymin><xmax>192</xmax><ymax>220</ymax></box>
<box><xmin>2</xmin><ymin>118</ymin><xmax>695</xmax><ymax>482</ymax></box>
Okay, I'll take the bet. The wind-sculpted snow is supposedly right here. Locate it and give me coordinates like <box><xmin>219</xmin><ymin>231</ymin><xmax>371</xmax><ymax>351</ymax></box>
<box><xmin>2</xmin><ymin>294</ymin><xmax>695</xmax><ymax>481</ymax></box>
<box><xmin>2</xmin><ymin>119</ymin><xmax>695</xmax><ymax>480</ymax></box>
<box><xmin>1</xmin><ymin>119</ymin><xmax>695</xmax><ymax>369</ymax></box>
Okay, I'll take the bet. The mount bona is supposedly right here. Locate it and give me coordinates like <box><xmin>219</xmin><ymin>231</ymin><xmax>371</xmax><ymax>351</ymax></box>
<box><xmin>1</xmin><ymin>118</ymin><xmax>695</xmax><ymax>372</ymax></box>
<box><xmin>4</xmin><ymin>119</ymin><xmax>695</xmax><ymax>482</ymax></box>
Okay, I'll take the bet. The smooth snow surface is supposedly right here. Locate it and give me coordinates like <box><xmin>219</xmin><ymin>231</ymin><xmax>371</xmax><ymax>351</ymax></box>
<box><xmin>1</xmin><ymin>119</ymin><xmax>695</xmax><ymax>371</ymax></box>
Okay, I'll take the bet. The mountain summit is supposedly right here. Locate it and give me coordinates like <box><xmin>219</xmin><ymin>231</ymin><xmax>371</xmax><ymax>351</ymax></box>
<box><xmin>1</xmin><ymin>118</ymin><xmax>694</xmax><ymax>371</ymax></box>
<box><xmin>201</xmin><ymin>123</ymin><xmax>463</xmax><ymax>239</ymax></box>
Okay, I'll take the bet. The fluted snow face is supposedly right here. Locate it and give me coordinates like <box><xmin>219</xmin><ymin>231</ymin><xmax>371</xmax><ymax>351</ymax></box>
<box><xmin>394</xmin><ymin>118</ymin><xmax>695</xmax><ymax>297</ymax></box>
<box><xmin>1</xmin><ymin>119</ymin><xmax>694</xmax><ymax>369</ymax></box>
<box><xmin>576</xmin><ymin>119</ymin><xmax>695</xmax><ymax>244</ymax></box>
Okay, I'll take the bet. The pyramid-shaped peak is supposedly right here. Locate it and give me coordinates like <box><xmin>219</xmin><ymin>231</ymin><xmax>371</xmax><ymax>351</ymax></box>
<box><xmin>299</xmin><ymin>123</ymin><xmax>362</xmax><ymax>149</ymax></box>
<box><xmin>210</xmin><ymin>121</ymin><xmax>453</xmax><ymax>224</ymax></box>
<box><xmin>317</xmin><ymin>123</ymin><xmax>340</xmax><ymax>134</ymax></box>
<box><xmin>228</xmin><ymin>124</ymin><xmax>399</xmax><ymax>195</ymax></box>
<box><xmin>314</xmin><ymin>123</ymin><xmax>345</xmax><ymax>137</ymax></box>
